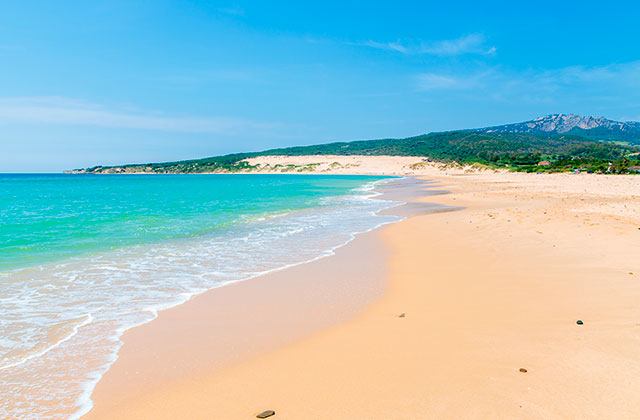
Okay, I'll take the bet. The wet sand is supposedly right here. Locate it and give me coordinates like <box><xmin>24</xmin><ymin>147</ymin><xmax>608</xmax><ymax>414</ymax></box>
<box><xmin>88</xmin><ymin>167</ymin><xmax>640</xmax><ymax>419</ymax></box>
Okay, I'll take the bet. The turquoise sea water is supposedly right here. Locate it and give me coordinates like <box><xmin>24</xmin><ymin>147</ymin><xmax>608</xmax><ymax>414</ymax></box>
<box><xmin>0</xmin><ymin>174</ymin><xmax>384</xmax><ymax>271</ymax></box>
<box><xmin>0</xmin><ymin>174</ymin><xmax>400</xmax><ymax>418</ymax></box>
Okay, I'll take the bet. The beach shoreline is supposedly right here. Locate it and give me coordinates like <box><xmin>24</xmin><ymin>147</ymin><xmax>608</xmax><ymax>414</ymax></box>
<box><xmin>0</xmin><ymin>173</ymin><xmax>407</xmax><ymax>418</ymax></box>
<box><xmin>85</xmin><ymin>176</ymin><xmax>442</xmax><ymax>417</ymax></box>
<box><xmin>87</xmin><ymin>166</ymin><xmax>640</xmax><ymax>419</ymax></box>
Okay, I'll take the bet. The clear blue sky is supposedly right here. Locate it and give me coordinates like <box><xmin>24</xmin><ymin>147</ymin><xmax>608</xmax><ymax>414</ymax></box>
<box><xmin>1</xmin><ymin>1</ymin><xmax>639</xmax><ymax>172</ymax></box>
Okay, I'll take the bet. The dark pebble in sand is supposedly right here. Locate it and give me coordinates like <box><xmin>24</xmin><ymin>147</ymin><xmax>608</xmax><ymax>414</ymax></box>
<box><xmin>519</xmin><ymin>368</ymin><xmax>528</xmax><ymax>373</ymax></box>
<box><xmin>257</xmin><ymin>410</ymin><xmax>276</xmax><ymax>418</ymax></box>
<box><xmin>399</xmin><ymin>313</ymin><xmax>406</xmax><ymax>318</ymax></box>
<box><xmin>576</xmin><ymin>320</ymin><xmax>584</xmax><ymax>325</ymax></box>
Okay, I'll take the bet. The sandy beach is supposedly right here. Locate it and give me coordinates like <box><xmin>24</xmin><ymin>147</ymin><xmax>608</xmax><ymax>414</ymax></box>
<box><xmin>87</xmin><ymin>157</ymin><xmax>640</xmax><ymax>419</ymax></box>
<box><xmin>7</xmin><ymin>3</ymin><xmax>640</xmax><ymax>417</ymax></box>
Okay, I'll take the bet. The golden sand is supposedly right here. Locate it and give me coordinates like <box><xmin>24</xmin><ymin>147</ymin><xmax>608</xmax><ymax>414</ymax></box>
<box><xmin>88</xmin><ymin>160</ymin><xmax>640</xmax><ymax>419</ymax></box>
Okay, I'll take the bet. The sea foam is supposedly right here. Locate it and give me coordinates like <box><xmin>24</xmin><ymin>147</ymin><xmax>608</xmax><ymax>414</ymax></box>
<box><xmin>0</xmin><ymin>177</ymin><xmax>402</xmax><ymax>418</ymax></box>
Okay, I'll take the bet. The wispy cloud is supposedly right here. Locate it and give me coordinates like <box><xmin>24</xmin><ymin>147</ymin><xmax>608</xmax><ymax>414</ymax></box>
<box><xmin>420</xmin><ymin>34</ymin><xmax>495</xmax><ymax>56</ymax></box>
<box><xmin>534</xmin><ymin>62</ymin><xmax>640</xmax><ymax>87</ymax></box>
<box><xmin>0</xmin><ymin>97</ymin><xmax>279</xmax><ymax>134</ymax></box>
<box><xmin>493</xmin><ymin>62</ymin><xmax>640</xmax><ymax>103</ymax></box>
<box><xmin>357</xmin><ymin>33</ymin><xmax>496</xmax><ymax>56</ymax></box>
<box><xmin>416</xmin><ymin>73</ymin><xmax>467</xmax><ymax>90</ymax></box>
<box><xmin>414</xmin><ymin>61</ymin><xmax>640</xmax><ymax>108</ymax></box>
<box><xmin>359</xmin><ymin>40</ymin><xmax>410</xmax><ymax>54</ymax></box>
<box><xmin>415</xmin><ymin>69</ymin><xmax>493</xmax><ymax>91</ymax></box>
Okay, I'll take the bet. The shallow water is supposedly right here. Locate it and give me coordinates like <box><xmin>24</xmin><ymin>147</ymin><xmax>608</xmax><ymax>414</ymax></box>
<box><xmin>0</xmin><ymin>174</ymin><xmax>402</xmax><ymax>418</ymax></box>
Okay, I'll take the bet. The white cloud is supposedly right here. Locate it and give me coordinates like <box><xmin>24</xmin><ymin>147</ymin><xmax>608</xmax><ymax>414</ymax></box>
<box><xmin>358</xmin><ymin>33</ymin><xmax>496</xmax><ymax>56</ymax></box>
<box><xmin>419</xmin><ymin>34</ymin><xmax>495</xmax><ymax>56</ymax></box>
<box><xmin>539</xmin><ymin>62</ymin><xmax>640</xmax><ymax>86</ymax></box>
<box><xmin>415</xmin><ymin>70</ymin><xmax>491</xmax><ymax>91</ymax></box>
<box><xmin>413</xmin><ymin>61</ymin><xmax>640</xmax><ymax>109</ymax></box>
<box><xmin>491</xmin><ymin>61</ymin><xmax>640</xmax><ymax>101</ymax></box>
<box><xmin>0</xmin><ymin>97</ymin><xmax>279</xmax><ymax>134</ymax></box>
<box><xmin>359</xmin><ymin>40</ymin><xmax>409</xmax><ymax>54</ymax></box>
<box><xmin>416</xmin><ymin>73</ymin><xmax>465</xmax><ymax>90</ymax></box>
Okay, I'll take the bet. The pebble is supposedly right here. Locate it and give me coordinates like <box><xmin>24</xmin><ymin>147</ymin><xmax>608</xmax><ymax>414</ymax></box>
<box><xmin>576</xmin><ymin>320</ymin><xmax>584</xmax><ymax>325</ymax></box>
<box><xmin>257</xmin><ymin>410</ymin><xmax>276</xmax><ymax>418</ymax></box>
<box><xmin>399</xmin><ymin>313</ymin><xmax>406</xmax><ymax>318</ymax></box>
<box><xmin>519</xmin><ymin>368</ymin><xmax>528</xmax><ymax>373</ymax></box>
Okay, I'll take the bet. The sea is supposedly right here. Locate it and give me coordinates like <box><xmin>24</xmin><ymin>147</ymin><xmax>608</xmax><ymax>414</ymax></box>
<box><xmin>0</xmin><ymin>173</ymin><xmax>402</xmax><ymax>418</ymax></box>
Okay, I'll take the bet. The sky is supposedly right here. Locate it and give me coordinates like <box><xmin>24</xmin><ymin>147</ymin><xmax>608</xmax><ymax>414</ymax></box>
<box><xmin>1</xmin><ymin>1</ymin><xmax>640</xmax><ymax>172</ymax></box>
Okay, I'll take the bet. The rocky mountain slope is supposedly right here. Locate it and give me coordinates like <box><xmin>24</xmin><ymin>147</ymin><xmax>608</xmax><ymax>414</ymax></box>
<box><xmin>478</xmin><ymin>114</ymin><xmax>640</xmax><ymax>144</ymax></box>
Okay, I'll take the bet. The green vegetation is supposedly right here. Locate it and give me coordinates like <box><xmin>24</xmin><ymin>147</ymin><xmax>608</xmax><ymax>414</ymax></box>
<box><xmin>75</xmin><ymin>130</ymin><xmax>640</xmax><ymax>175</ymax></box>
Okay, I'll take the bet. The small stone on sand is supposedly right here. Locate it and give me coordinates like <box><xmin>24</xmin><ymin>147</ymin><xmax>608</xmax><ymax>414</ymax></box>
<box><xmin>576</xmin><ymin>320</ymin><xmax>584</xmax><ymax>325</ymax></box>
<box><xmin>519</xmin><ymin>368</ymin><xmax>527</xmax><ymax>373</ymax></box>
<box><xmin>257</xmin><ymin>410</ymin><xmax>275</xmax><ymax>418</ymax></box>
<box><xmin>399</xmin><ymin>313</ymin><xmax>406</xmax><ymax>318</ymax></box>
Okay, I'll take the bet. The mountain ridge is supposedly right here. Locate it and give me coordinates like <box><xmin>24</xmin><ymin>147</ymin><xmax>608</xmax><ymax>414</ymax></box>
<box><xmin>476</xmin><ymin>114</ymin><xmax>640</xmax><ymax>143</ymax></box>
<box><xmin>68</xmin><ymin>114</ymin><xmax>640</xmax><ymax>174</ymax></box>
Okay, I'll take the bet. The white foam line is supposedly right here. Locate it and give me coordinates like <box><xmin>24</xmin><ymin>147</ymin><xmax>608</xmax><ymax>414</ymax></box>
<box><xmin>69</xmin><ymin>176</ymin><xmax>409</xmax><ymax>418</ymax></box>
<box><xmin>0</xmin><ymin>313</ymin><xmax>94</xmax><ymax>371</ymax></box>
